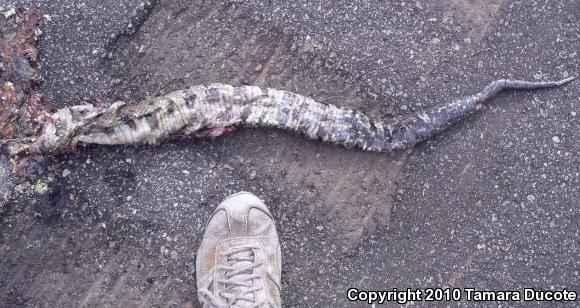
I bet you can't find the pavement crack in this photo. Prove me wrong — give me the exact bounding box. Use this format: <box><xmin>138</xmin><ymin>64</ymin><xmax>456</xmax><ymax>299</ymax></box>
<box><xmin>102</xmin><ymin>0</ymin><xmax>158</xmax><ymax>60</ymax></box>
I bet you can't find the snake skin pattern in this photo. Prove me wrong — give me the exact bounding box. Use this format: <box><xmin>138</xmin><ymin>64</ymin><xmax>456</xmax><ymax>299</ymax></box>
<box><xmin>31</xmin><ymin>77</ymin><xmax>574</xmax><ymax>155</ymax></box>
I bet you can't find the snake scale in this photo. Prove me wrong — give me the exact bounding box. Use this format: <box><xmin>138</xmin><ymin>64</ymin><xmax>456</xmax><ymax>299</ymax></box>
<box><xmin>31</xmin><ymin>77</ymin><xmax>574</xmax><ymax>156</ymax></box>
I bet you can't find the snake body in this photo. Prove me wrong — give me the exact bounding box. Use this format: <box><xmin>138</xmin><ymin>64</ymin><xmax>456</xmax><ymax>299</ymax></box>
<box><xmin>32</xmin><ymin>78</ymin><xmax>574</xmax><ymax>155</ymax></box>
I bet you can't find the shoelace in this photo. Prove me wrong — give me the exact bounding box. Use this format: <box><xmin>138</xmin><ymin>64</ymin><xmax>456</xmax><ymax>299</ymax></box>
<box><xmin>199</xmin><ymin>245</ymin><xmax>265</xmax><ymax>308</ymax></box>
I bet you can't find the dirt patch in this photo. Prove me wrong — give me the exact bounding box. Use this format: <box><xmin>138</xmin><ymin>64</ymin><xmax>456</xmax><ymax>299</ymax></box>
<box><xmin>432</xmin><ymin>0</ymin><xmax>507</xmax><ymax>42</ymax></box>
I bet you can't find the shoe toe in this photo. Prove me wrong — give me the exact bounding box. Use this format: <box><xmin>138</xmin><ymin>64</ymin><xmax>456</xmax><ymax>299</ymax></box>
<box><xmin>215</xmin><ymin>191</ymin><xmax>274</xmax><ymax>237</ymax></box>
<box><xmin>196</xmin><ymin>192</ymin><xmax>282</xmax><ymax>306</ymax></box>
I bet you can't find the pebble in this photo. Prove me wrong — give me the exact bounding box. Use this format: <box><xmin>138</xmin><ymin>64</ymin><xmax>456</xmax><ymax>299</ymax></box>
<box><xmin>552</xmin><ymin>136</ymin><xmax>561</xmax><ymax>143</ymax></box>
<box><xmin>254</xmin><ymin>63</ymin><xmax>263</xmax><ymax>72</ymax></box>
<box><xmin>62</xmin><ymin>169</ymin><xmax>70</xmax><ymax>177</ymax></box>
<box><xmin>34</xmin><ymin>182</ymin><xmax>49</xmax><ymax>194</ymax></box>
<box><xmin>3</xmin><ymin>7</ymin><xmax>15</xmax><ymax>18</ymax></box>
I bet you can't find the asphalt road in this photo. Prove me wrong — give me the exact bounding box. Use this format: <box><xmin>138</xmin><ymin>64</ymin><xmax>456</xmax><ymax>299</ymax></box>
<box><xmin>1</xmin><ymin>0</ymin><xmax>578</xmax><ymax>307</ymax></box>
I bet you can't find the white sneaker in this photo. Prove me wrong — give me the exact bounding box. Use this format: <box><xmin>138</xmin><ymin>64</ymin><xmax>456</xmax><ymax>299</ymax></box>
<box><xmin>196</xmin><ymin>192</ymin><xmax>282</xmax><ymax>307</ymax></box>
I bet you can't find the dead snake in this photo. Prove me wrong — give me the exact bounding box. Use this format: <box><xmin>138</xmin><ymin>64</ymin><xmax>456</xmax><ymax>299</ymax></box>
<box><xmin>30</xmin><ymin>77</ymin><xmax>574</xmax><ymax>156</ymax></box>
